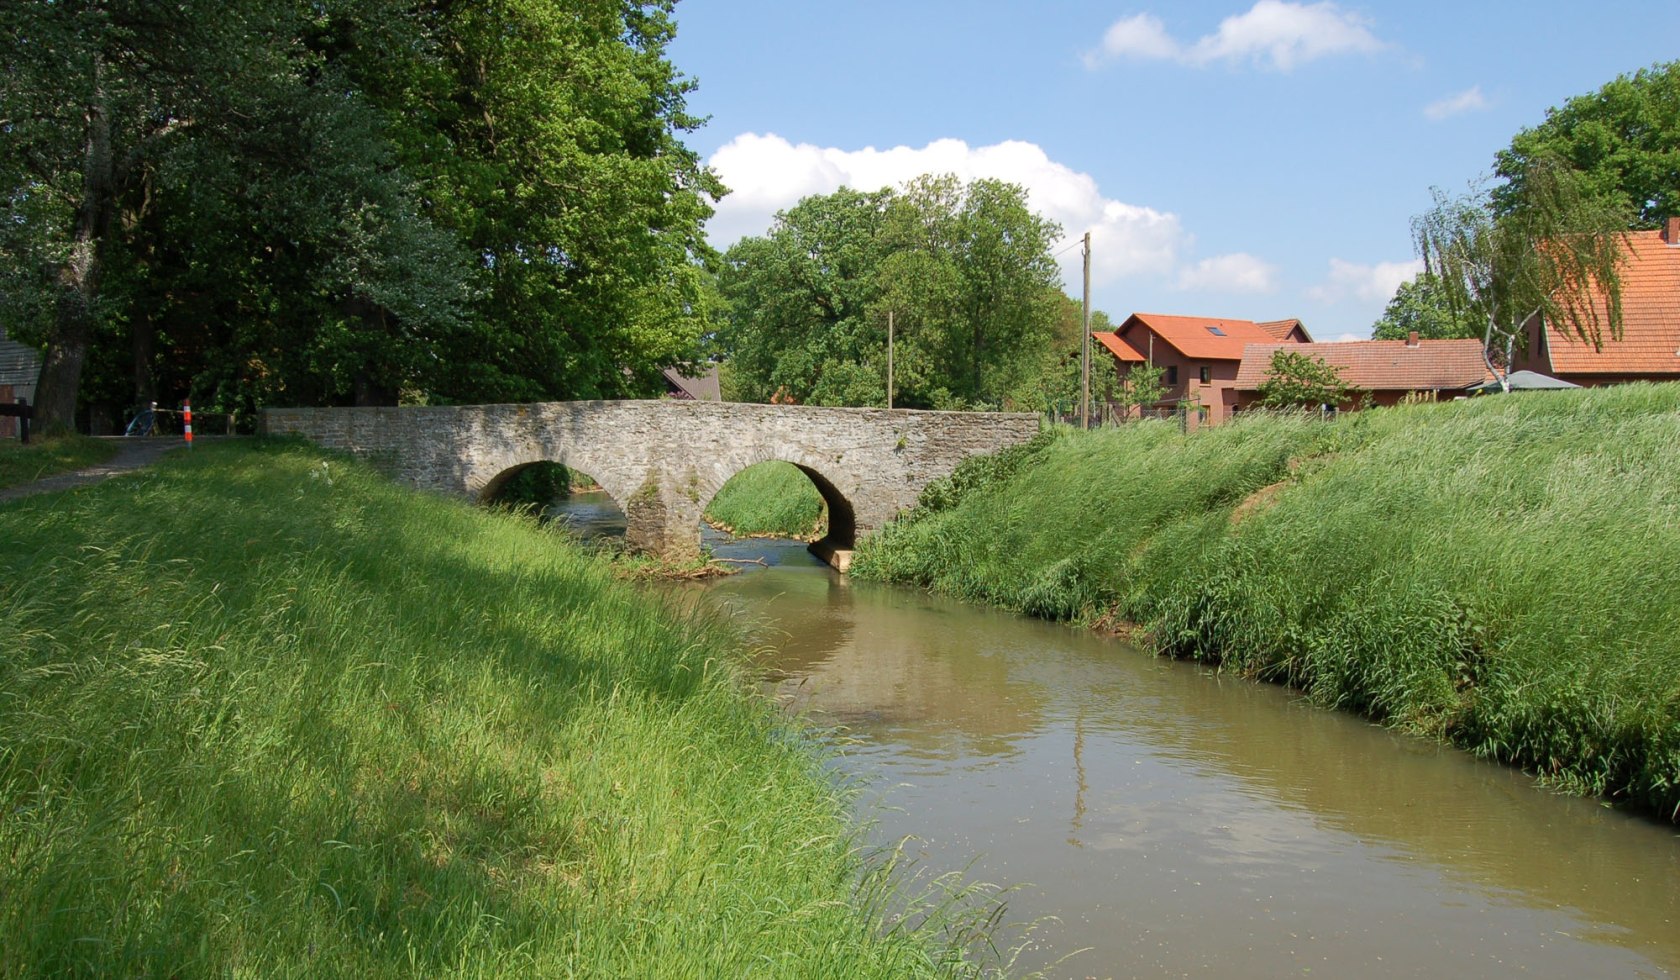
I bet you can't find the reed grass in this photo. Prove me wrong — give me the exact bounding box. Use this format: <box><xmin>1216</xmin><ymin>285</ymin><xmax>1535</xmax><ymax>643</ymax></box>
<box><xmin>0</xmin><ymin>433</ymin><xmax>117</xmax><ymax>489</ymax></box>
<box><xmin>704</xmin><ymin>461</ymin><xmax>827</xmax><ymax>540</ymax></box>
<box><xmin>854</xmin><ymin>386</ymin><xmax>1680</xmax><ymax>819</ymax></box>
<box><xmin>0</xmin><ymin>441</ymin><xmax>1000</xmax><ymax>976</ymax></box>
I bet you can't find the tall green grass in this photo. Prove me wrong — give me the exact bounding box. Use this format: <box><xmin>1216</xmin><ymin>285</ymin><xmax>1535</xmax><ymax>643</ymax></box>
<box><xmin>704</xmin><ymin>461</ymin><xmax>827</xmax><ymax>540</ymax></box>
<box><xmin>0</xmin><ymin>433</ymin><xmax>117</xmax><ymax>489</ymax></box>
<box><xmin>0</xmin><ymin>441</ymin><xmax>996</xmax><ymax>976</ymax></box>
<box><xmin>854</xmin><ymin>386</ymin><xmax>1680</xmax><ymax>819</ymax></box>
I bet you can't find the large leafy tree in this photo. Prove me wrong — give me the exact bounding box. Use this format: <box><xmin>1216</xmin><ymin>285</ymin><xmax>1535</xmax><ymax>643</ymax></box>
<box><xmin>1370</xmin><ymin>273</ymin><xmax>1480</xmax><ymax>341</ymax></box>
<box><xmin>1413</xmin><ymin>159</ymin><xmax>1631</xmax><ymax>390</ymax></box>
<box><xmin>358</xmin><ymin>0</ymin><xmax>724</xmax><ymax>403</ymax></box>
<box><xmin>2</xmin><ymin>0</ymin><xmax>721</xmax><ymax>430</ymax></box>
<box><xmin>1494</xmin><ymin>61</ymin><xmax>1680</xmax><ymax>226</ymax></box>
<box><xmin>718</xmin><ymin>176</ymin><xmax>1063</xmax><ymax>409</ymax></box>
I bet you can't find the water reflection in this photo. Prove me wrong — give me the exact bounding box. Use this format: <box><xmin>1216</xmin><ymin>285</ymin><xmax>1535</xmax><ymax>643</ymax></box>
<box><xmin>699</xmin><ymin>551</ymin><xmax>1680</xmax><ymax>979</ymax></box>
<box><xmin>535</xmin><ymin>489</ymin><xmax>1680</xmax><ymax>979</ymax></box>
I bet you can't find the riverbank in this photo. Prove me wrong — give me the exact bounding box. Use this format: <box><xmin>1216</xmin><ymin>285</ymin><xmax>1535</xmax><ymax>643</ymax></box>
<box><xmin>0</xmin><ymin>441</ymin><xmax>989</xmax><ymax>975</ymax></box>
<box><xmin>852</xmin><ymin>385</ymin><xmax>1680</xmax><ymax>820</ymax></box>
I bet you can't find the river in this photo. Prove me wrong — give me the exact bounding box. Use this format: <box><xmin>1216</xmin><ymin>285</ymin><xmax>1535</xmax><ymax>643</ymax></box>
<box><xmin>555</xmin><ymin>492</ymin><xmax>1680</xmax><ymax>978</ymax></box>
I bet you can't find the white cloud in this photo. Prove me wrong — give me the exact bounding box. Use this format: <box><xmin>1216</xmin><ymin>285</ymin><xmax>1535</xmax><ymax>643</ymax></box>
<box><xmin>1306</xmin><ymin>257</ymin><xmax>1422</xmax><ymax>304</ymax></box>
<box><xmin>1327</xmin><ymin>332</ymin><xmax>1364</xmax><ymax>342</ymax></box>
<box><xmin>1086</xmin><ymin>1</ymin><xmax>1383</xmax><ymax>72</ymax></box>
<box><xmin>1085</xmin><ymin>13</ymin><xmax>1180</xmax><ymax>67</ymax></box>
<box><xmin>705</xmin><ymin>132</ymin><xmax>1188</xmax><ymax>288</ymax></box>
<box><xmin>1175</xmin><ymin>253</ymin><xmax>1279</xmax><ymax>293</ymax></box>
<box><xmin>1424</xmin><ymin>85</ymin><xmax>1490</xmax><ymax>120</ymax></box>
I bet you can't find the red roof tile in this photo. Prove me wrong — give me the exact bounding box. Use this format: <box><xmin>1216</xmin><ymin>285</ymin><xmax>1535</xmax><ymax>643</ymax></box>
<box><xmin>1233</xmin><ymin>339</ymin><xmax>1495</xmax><ymax>391</ymax></box>
<box><xmin>1540</xmin><ymin>229</ymin><xmax>1680</xmax><ymax>376</ymax></box>
<box><xmin>1092</xmin><ymin>331</ymin><xmax>1145</xmax><ymax>362</ymax></box>
<box><xmin>1121</xmin><ymin>313</ymin><xmax>1296</xmax><ymax>361</ymax></box>
<box><xmin>1257</xmin><ymin>318</ymin><xmax>1313</xmax><ymax>342</ymax></box>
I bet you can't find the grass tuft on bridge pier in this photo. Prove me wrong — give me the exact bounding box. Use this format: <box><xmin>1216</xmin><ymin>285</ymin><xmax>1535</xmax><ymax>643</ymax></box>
<box><xmin>0</xmin><ymin>439</ymin><xmax>994</xmax><ymax>976</ymax></box>
<box><xmin>854</xmin><ymin>383</ymin><xmax>1680</xmax><ymax>821</ymax></box>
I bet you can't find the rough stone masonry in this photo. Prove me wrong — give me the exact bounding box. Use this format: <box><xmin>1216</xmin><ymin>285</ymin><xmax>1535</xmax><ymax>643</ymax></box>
<box><xmin>262</xmin><ymin>400</ymin><xmax>1041</xmax><ymax>569</ymax></box>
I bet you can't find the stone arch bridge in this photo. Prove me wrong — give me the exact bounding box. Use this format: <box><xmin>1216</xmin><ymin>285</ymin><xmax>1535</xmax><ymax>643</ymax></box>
<box><xmin>262</xmin><ymin>401</ymin><xmax>1040</xmax><ymax>569</ymax></box>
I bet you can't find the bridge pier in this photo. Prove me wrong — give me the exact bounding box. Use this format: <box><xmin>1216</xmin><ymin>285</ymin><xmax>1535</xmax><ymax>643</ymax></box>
<box><xmin>624</xmin><ymin>470</ymin><xmax>705</xmax><ymax>563</ymax></box>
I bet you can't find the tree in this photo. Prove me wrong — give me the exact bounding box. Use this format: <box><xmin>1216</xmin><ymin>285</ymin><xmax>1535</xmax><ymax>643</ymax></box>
<box><xmin>1494</xmin><ymin>61</ymin><xmax>1680</xmax><ymax>226</ymax></box>
<box><xmin>1413</xmin><ymin>158</ymin><xmax>1631</xmax><ymax>390</ymax></box>
<box><xmin>1370</xmin><ymin>273</ymin><xmax>1480</xmax><ymax>340</ymax></box>
<box><xmin>1256</xmin><ymin>350</ymin><xmax>1364</xmax><ymax>410</ymax></box>
<box><xmin>718</xmin><ymin>175</ymin><xmax>1064</xmax><ymax>409</ymax></box>
<box><xmin>1113</xmin><ymin>363</ymin><xmax>1168</xmax><ymax>420</ymax></box>
<box><xmin>2</xmin><ymin>0</ymin><xmax>721</xmax><ymax>430</ymax></box>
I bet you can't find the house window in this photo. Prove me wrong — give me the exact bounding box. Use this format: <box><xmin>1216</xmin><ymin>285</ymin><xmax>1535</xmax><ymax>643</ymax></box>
<box><xmin>1199</xmin><ymin>366</ymin><xmax>1211</xmax><ymax>384</ymax></box>
<box><xmin>1206</xmin><ymin>326</ymin><xmax>1226</xmax><ymax>336</ymax></box>
<box><xmin>1166</xmin><ymin>366</ymin><xmax>1179</xmax><ymax>385</ymax></box>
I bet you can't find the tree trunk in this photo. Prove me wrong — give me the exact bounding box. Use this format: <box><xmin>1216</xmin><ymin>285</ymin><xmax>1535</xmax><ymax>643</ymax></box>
<box><xmin>34</xmin><ymin>66</ymin><xmax>114</xmax><ymax>433</ymax></box>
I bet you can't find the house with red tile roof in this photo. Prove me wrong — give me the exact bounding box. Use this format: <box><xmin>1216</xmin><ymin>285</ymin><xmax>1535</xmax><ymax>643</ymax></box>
<box><xmin>1510</xmin><ymin>220</ymin><xmax>1680</xmax><ymax>385</ymax></box>
<box><xmin>1232</xmin><ymin>335</ymin><xmax>1496</xmax><ymax>412</ymax></box>
<box><xmin>1092</xmin><ymin>312</ymin><xmax>1310</xmax><ymax>424</ymax></box>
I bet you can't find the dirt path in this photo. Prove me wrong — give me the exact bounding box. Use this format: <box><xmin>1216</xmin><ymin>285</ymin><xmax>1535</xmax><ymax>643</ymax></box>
<box><xmin>0</xmin><ymin>437</ymin><xmax>191</xmax><ymax>505</ymax></box>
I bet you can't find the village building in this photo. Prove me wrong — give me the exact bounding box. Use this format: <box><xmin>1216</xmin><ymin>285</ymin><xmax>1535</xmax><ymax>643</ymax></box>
<box><xmin>1510</xmin><ymin>219</ymin><xmax>1680</xmax><ymax>385</ymax></box>
<box><xmin>1232</xmin><ymin>335</ymin><xmax>1496</xmax><ymax>412</ymax></box>
<box><xmin>1092</xmin><ymin>312</ymin><xmax>1312</xmax><ymax>425</ymax></box>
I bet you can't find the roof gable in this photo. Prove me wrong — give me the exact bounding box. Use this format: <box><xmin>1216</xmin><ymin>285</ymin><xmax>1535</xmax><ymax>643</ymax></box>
<box><xmin>1120</xmin><ymin>312</ymin><xmax>1298</xmax><ymax>361</ymax></box>
<box><xmin>1233</xmin><ymin>339</ymin><xmax>1494</xmax><ymax>391</ymax></box>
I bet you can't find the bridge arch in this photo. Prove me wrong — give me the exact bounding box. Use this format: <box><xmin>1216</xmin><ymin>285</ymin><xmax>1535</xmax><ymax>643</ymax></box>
<box><xmin>701</xmin><ymin>454</ymin><xmax>859</xmax><ymax>554</ymax></box>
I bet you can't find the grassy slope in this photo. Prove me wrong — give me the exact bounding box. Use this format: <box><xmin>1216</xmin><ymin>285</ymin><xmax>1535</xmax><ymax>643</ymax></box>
<box><xmin>0</xmin><ymin>434</ymin><xmax>117</xmax><ymax>489</ymax></box>
<box><xmin>704</xmin><ymin>461</ymin><xmax>827</xmax><ymax>540</ymax></box>
<box><xmin>0</xmin><ymin>441</ymin><xmax>983</xmax><ymax>977</ymax></box>
<box><xmin>854</xmin><ymin>386</ymin><xmax>1680</xmax><ymax>818</ymax></box>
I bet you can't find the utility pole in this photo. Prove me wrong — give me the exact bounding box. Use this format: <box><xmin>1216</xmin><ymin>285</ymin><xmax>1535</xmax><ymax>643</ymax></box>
<box><xmin>1080</xmin><ymin>231</ymin><xmax>1092</xmax><ymax>429</ymax></box>
<box><xmin>887</xmin><ymin>310</ymin><xmax>895</xmax><ymax>409</ymax></box>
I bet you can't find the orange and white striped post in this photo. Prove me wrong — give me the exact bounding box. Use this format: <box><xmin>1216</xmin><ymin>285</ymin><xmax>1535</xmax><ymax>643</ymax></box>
<box><xmin>183</xmin><ymin>399</ymin><xmax>193</xmax><ymax>449</ymax></box>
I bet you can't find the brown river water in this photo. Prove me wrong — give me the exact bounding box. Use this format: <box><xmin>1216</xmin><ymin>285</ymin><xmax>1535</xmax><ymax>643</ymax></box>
<box><xmin>561</xmin><ymin>495</ymin><xmax>1680</xmax><ymax>978</ymax></box>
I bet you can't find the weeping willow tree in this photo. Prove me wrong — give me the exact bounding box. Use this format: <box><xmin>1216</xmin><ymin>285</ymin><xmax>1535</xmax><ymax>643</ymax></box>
<box><xmin>1412</xmin><ymin>157</ymin><xmax>1631</xmax><ymax>391</ymax></box>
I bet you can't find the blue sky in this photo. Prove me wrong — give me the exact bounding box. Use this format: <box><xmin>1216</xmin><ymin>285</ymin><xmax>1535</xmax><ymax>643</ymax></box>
<box><xmin>667</xmin><ymin>1</ymin><xmax>1680</xmax><ymax>339</ymax></box>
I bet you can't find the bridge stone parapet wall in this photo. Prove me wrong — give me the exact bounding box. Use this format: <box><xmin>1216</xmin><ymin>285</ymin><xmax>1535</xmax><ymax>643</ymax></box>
<box><xmin>262</xmin><ymin>400</ymin><xmax>1040</xmax><ymax>567</ymax></box>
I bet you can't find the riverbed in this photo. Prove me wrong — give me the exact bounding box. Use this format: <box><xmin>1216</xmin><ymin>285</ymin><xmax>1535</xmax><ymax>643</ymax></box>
<box><xmin>557</xmin><ymin>493</ymin><xmax>1680</xmax><ymax>978</ymax></box>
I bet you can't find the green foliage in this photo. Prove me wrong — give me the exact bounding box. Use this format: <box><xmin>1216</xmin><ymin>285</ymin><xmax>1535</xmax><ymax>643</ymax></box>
<box><xmin>908</xmin><ymin>430</ymin><xmax>1063</xmax><ymax>519</ymax></box>
<box><xmin>1413</xmin><ymin>158</ymin><xmax>1632</xmax><ymax>367</ymax></box>
<box><xmin>0</xmin><ymin>440</ymin><xmax>993</xmax><ymax>975</ymax></box>
<box><xmin>1494</xmin><ymin>61</ymin><xmax>1680</xmax><ymax>226</ymax></box>
<box><xmin>718</xmin><ymin>175</ymin><xmax>1064</xmax><ymax>409</ymax></box>
<box><xmin>1</xmin><ymin>0</ymin><xmax>722</xmax><ymax>429</ymax></box>
<box><xmin>1371</xmin><ymin>273</ymin><xmax>1482</xmax><ymax>340</ymax></box>
<box><xmin>487</xmin><ymin>461</ymin><xmax>578</xmax><ymax>512</ymax></box>
<box><xmin>703</xmin><ymin>461</ymin><xmax>827</xmax><ymax>539</ymax></box>
<box><xmin>1256</xmin><ymin>350</ymin><xmax>1365</xmax><ymax>409</ymax></box>
<box><xmin>855</xmin><ymin>387</ymin><xmax>1680</xmax><ymax>819</ymax></box>
<box><xmin>1114</xmin><ymin>363</ymin><xmax>1169</xmax><ymax>419</ymax></box>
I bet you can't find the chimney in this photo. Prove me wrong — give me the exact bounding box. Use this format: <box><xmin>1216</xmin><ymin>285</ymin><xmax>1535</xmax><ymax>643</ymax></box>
<box><xmin>1666</xmin><ymin>215</ymin><xmax>1680</xmax><ymax>245</ymax></box>
<box><xmin>1407</xmin><ymin>330</ymin><xmax>1420</xmax><ymax>347</ymax></box>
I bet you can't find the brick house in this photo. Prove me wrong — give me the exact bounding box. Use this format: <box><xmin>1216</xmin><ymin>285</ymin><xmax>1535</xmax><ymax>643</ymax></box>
<box><xmin>1092</xmin><ymin>312</ymin><xmax>1312</xmax><ymax>424</ymax></box>
<box><xmin>1232</xmin><ymin>335</ymin><xmax>1495</xmax><ymax>412</ymax></box>
<box><xmin>1510</xmin><ymin>219</ymin><xmax>1680</xmax><ymax>385</ymax></box>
